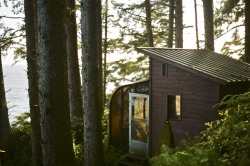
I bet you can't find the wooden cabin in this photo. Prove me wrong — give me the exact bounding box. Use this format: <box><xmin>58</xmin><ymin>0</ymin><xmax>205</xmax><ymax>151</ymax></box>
<box><xmin>109</xmin><ymin>48</ymin><xmax>250</xmax><ymax>158</ymax></box>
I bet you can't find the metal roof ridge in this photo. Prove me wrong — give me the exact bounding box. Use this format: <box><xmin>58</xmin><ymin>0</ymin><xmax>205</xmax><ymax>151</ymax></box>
<box><xmin>137</xmin><ymin>47</ymin><xmax>207</xmax><ymax>51</ymax></box>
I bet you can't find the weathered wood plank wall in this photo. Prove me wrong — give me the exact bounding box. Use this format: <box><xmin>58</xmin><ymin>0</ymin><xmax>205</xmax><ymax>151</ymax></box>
<box><xmin>150</xmin><ymin>59</ymin><xmax>220</xmax><ymax>155</ymax></box>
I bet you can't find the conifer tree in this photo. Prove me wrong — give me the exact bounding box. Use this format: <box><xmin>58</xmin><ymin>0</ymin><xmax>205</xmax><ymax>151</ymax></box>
<box><xmin>81</xmin><ymin>0</ymin><xmax>104</xmax><ymax>165</ymax></box>
<box><xmin>194</xmin><ymin>0</ymin><xmax>200</xmax><ymax>49</ymax></box>
<box><xmin>0</xmin><ymin>47</ymin><xmax>10</xmax><ymax>151</ymax></box>
<box><xmin>37</xmin><ymin>0</ymin><xmax>75</xmax><ymax>165</ymax></box>
<box><xmin>66</xmin><ymin>0</ymin><xmax>83</xmax><ymax>118</ymax></box>
<box><xmin>168</xmin><ymin>0</ymin><xmax>174</xmax><ymax>48</ymax></box>
<box><xmin>245</xmin><ymin>0</ymin><xmax>250</xmax><ymax>63</ymax></box>
<box><xmin>107</xmin><ymin>0</ymin><xmax>170</xmax><ymax>88</ymax></box>
<box><xmin>202</xmin><ymin>0</ymin><xmax>214</xmax><ymax>51</ymax></box>
<box><xmin>214</xmin><ymin>0</ymin><xmax>245</xmax><ymax>58</ymax></box>
<box><xmin>145</xmin><ymin>0</ymin><xmax>153</xmax><ymax>47</ymax></box>
<box><xmin>175</xmin><ymin>0</ymin><xmax>183</xmax><ymax>48</ymax></box>
<box><xmin>103</xmin><ymin>0</ymin><xmax>109</xmax><ymax>106</ymax></box>
<box><xmin>24</xmin><ymin>0</ymin><xmax>43</xmax><ymax>165</ymax></box>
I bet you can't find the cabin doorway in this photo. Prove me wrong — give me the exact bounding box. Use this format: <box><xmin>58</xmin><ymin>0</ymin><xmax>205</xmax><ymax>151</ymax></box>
<box><xmin>129</xmin><ymin>93</ymin><xmax>149</xmax><ymax>158</ymax></box>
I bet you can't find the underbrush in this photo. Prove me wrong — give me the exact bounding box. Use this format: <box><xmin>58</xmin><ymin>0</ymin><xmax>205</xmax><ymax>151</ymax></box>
<box><xmin>150</xmin><ymin>91</ymin><xmax>250</xmax><ymax>166</ymax></box>
<box><xmin>2</xmin><ymin>108</ymin><xmax>122</xmax><ymax>166</ymax></box>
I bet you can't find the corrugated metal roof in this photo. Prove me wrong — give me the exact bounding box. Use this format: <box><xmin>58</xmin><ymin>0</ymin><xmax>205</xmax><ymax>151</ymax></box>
<box><xmin>137</xmin><ymin>47</ymin><xmax>250</xmax><ymax>85</ymax></box>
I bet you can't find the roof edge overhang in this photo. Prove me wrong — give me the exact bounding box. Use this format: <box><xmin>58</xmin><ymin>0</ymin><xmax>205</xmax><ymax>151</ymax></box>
<box><xmin>136</xmin><ymin>47</ymin><xmax>229</xmax><ymax>85</ymax></box>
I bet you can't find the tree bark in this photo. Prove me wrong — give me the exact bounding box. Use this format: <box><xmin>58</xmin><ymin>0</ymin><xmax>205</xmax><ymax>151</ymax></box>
<box><xmin>175</xmin><ymin>0</ymin><xmax>183</xmax><ymax>48</ymax></box>
<box><xmin>145</xmin><ymin>0</ymin><xmax>154</xmax><ymax>47</ymax></box>
<box><xmin>103</xmin><ymin>0</ymin><xmax>108</xmax><ymax>106</ymax></box>
<box><xmin>66</xmin><ymin>0</ymin><xmax>83</xmax><ymax>118</ymax></box>
<box><xmin>0</xmin><ymin>48</ymin><xmax>10</xmax><ymax>151</ymax></box>
<box><xmin>81</xmin><ymin>0</ymin><xmax>104</xmax><ymax>165</ymax></box>
<box><xmin>245</xmin><ymin>0</ymin><xmax>250</xmax><ymax>63</ymax></box>
<box><xmin>97</xmin><ymin>0</ymin><xmax>103</xmax><ymax>112</ymax></box>
<box><xmin>202</xmin><ymin>0</ymin><xmax>214</xmax><ymax>51</ymax></box>
<box><xmin>168</xmin><ymin>0</ymin><xmax>174</xmax><ymax>48</ymax></box>
<box><xmin>24</xmin><ymin>0</ymin><xmax>43</xmax><ymax>165</ymax></box>
<box><xmin>194</xmin><ymin>0</ymin><xmax>200</xmax><ymax>49</ymax></box>
<box><xmin>37</xmin><ymin>0</ymin><xmax>75</xmax><ymax>165</ymax></box>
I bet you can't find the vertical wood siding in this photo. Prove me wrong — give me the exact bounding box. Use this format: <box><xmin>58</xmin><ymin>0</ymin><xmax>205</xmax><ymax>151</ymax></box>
<box><xmin>151</xmin><ymin>59</ymin><xmax>220</xmax><ymax>155</ymax></box>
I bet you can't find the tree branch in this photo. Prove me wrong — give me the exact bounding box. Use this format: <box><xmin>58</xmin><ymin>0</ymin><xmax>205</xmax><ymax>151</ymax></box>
<box><xmin>215</xmin><ymin>24</ymin><xmax>244</xmax><ymax>40</ymax></box>
<box><xmin>1</xmin><ymin>34</ymin><xmax>25</xmax><ymax>42</ymax></box>
<box><xmin>0</xmin><ymin>15</ymin><xmax>24</xmax><ymax>19</ymax></box>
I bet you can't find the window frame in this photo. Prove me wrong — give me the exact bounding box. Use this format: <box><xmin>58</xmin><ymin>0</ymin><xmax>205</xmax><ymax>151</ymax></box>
<box><xmin>166</xmin><ymin>94</ymin><xmax>182</xmax><ymax>121</ymax></box>
<box><xmin>161</xmin><ymin>63</ymin><xmax>168</xmax><ymax>77</ymax></box>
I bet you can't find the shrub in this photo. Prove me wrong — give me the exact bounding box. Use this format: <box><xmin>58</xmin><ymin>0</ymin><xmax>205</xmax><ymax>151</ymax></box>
<box><xmin>3</xmin><ymin>112</ymin><xmax>32</xmax><ymax>166</ymax></box>
<box><xmin>150</xmin><ymin>91</ymin><xmax>250</xmax><ymax>166</ymax></box>
<box><xmin>71</xmin><ymin>107</ymin><xmax>123</xmax><ymax>166</ymax></box>
<box><xmin>2</xmin><ymin>107</ymin><xmax>126</xmax><ymax>165</ymax></box>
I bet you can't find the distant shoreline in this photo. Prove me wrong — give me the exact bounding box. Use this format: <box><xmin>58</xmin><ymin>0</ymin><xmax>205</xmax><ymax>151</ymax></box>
<box><xmin>3</xmin><ymin>64</ymin><xmax>29</xmax><ymax>124</ymax></box>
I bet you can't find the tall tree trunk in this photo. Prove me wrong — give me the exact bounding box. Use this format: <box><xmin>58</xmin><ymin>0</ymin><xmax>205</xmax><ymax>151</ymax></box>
<box><xmin>168</xmin><ymin>0</ymin><xmax>174</xmax><ymax>48</ymax></box>
<box><xmin>145</xmin><ymin>0</ymin><xmax>154</xmax><ymax>47</ymax></box>
<box><xmin>37</xmin><ymin>0</ymin><xmax>75</xmax><ymax>165</ymax></box>
<box><xmin>0</xmin><ymin>48</ymin><xmax>10</xmax><ymax>151</ymax></box>
<box><xmin>66</xmin><ymin>0</ymin><xmax>83</xmax><ymax>118</ymax></box>
<box><xmin>194</xmin><ymin>0</ymin><xmax>200</xmax><ymax>49</ymax></box>
<box><xmin>175</xmin><ymin>0</ymin><xmax>183</xmax><ymax>48</ymax></box>
<box><xmin>98</xmin><ymin>0</ymin><xmax>103</xmax><ymax>112</ymax></box>
<box><xmin>24</xmin><ymin>0</ymin><xmax>43</xmax><ymax>165</ymax></box>
<box><xmin>81</xmin><ymin>0</ymin><xmax>104</xmax><ymax>165</ymax></box>
<box><xmin>103</xmin><ymin>0</ymin><xmax>108</xmax><ymax>106</ymax></box>
<box><xmin>202</xmin><ymin>0</ymin><xmax>214</xmax><ymax>51</ymax></box>
<box><xmin>245</xmin><ymin>0</ymin><xmax>250</xmax><ymax>63</ymax></box>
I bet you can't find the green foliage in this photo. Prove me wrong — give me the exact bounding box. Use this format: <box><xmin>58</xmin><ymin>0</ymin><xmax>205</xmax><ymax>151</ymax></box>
<box><xmin>71</xmin><ymin>107</ymin><xmax>123</xmax><ymax>166</ymax></box>
<box><xmin>71</xmin><ymin>117</ymin><xmax>84</xmax><ymax>165</ymax></box>
<box><xmin>3</xmin><ymin>112</ymin><xmax>32</xmax><ymax>166</ymax></box>
<box><xmin>73</xmin><ymin>143</ymin><xmax>84</xmax><ymax>166</ymax></box>
<box><xmin>214</xmin><ymin>0</ymin><xmax>245</xmax><ymax>58</ymax></box>
<box><xmin>150</xmin><ymin>91</ymin><xmax>250</xmax><ymax>166</ymax></box>
<box><xmin>220</xmin><ymin>28</ymin><xmax>244</xmax><ymax>58</ymax></box>
<box><xmin>110</xmin><ymin>0</ymin><xmax>169</xmax><ymax>52</ymax></box>
<box><xmin>2</xmin><ymin>108</ymin><xmax>122</xmax><ymax>166</ymax></box>
<box><xmin>215</xmin><ymin>0</ymin><xmax>244</xmax><ymax>34</ymax></box>
<box><xmin>71</xmin><ymin>117</ymin><xmax>84</xmax><ymax>146</ymax></box>
<box><xmin>104</xmin><ymin>146</ymin><xmax>124</xmax><ymax>166</ymax></box>
<box><xmin>201</xmin><ymin>91</ymin><xmax>250</xmax><ymax>165</ymax></box>
<box><xmin>102</xmin><ymin>107</ymin><xmax>109</xmax><ymax>145</ymax></box>
<box><xmin>0</xmin><ymin>18</ymin><xmax>26</xmax><ymax>61</ymax></box>
<box><xmin>106</xmin><ymin>0</ymin><xmax>170</xmax><ymax>90</ymax></box>
<box><xmin>0</xmin><ymin>0</ymin><xmax>26</xmax><ymax>61</ymax></box>
<box><xmin>107</xmin><ymin>55</ymin><xmax>149</xmax><ymax>88</ymax></box>
<box><xmin>9</xmin><ymin>0</ymin><xmax>24</xmax><ymax>14</ymax></box>
<box><xmin>14</xmin><ymin>46</ymin><xmax>26</xmax><ymax>59</ymax></box>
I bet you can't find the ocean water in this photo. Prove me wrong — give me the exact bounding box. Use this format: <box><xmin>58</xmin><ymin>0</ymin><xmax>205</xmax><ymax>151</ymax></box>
<box><xmin>3</xmin><ymin>64</ymin><xmax>29</xmax><ymax>123</ymax></box>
